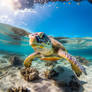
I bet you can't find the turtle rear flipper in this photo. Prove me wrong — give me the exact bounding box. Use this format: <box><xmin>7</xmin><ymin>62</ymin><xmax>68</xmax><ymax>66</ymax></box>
<box><xmin>58</xmin><ymin>49</ymin><xmax>87</xmax><ymax>77</ymax></box>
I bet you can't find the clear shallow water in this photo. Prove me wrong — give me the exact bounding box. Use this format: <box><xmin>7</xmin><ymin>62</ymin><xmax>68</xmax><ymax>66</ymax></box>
<box><xmin>0</xmin><ymin>1</ymin><xmax>92</xmax><ymax>60</ymax></box>
<box><xmin>61</xmin><ymin>38</ymin><xmax>92</xmax><ymax>60</ymax></box>
<box><xmin>0</xmin><ymin>24</ymin><xmax>92</xmax><ymax>61</ymax></box>
<box><xmin>0</xmin><ymin>24</ymin><xmax>32</xmax><ymax>56</ymax></box>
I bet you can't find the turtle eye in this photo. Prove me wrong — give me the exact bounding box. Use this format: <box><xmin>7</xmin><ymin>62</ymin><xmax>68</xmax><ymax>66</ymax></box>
<box><xmin>36</xmin><ymin>36</ymin><xmax>40</xmax><ymax>43</ymax></box>
<box><xmin>42</xmin><ymin>33</ymin><xmax>47</xmax><ymax>38</ymax></box>
<box><xmin>42</xmin><ymin>34</ymin><xmax>45</xmax><ymax>38</ymax></box>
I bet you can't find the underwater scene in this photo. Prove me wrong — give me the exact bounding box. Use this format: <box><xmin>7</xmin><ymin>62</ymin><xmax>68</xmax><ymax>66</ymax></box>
<box><xmin>0</xmin><ymin>0</ymin><xmax>92</xmax><ymax>92</ymax></box>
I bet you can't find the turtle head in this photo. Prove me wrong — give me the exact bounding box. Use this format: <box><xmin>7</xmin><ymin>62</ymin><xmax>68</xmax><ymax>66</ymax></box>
<box><xmin>29</xmin><ymin>32</ymin><xmax>52</xmax><ymax>50</ymax></box>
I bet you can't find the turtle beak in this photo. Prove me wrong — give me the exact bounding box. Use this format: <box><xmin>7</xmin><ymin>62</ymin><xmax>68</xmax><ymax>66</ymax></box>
<box><xmin>29</xmin><ymin>36</ymin><xmax>36</xmax><ymax>45</ymax></box>
<box><xmin>36</xmin><ymin>36</ymin><xmax>40</xmax><ymax>43</ymax></box>
<box><xmin>28</xmin><ymin>33</ymin><xmax>32</xmax><ymax>38</ymax></box>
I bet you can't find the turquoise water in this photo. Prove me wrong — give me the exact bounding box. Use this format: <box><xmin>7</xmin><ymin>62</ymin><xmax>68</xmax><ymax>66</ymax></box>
<box><xmin>62</xmin><ymin>38</ymin><xmax>92</xmax><ymax>60</ymax></box>
<box><xmin>0</xmin><ymin>1</ymin><xmax>92</xmax><ymax>59</ymax></box>
<box><xmin>0</xmin><ymin>24</ymin><xmax>92</xmax><ymax>61</ymax></box>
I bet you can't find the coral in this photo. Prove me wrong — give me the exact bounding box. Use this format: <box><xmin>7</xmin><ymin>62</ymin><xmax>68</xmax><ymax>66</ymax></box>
<box><xmin>45</xmin><ymin>61</ymin><xmax>57</xmax><ymax>67</ymax></box>
<box><xmin>20</xmin><ymin>67</ymin><xmax>39</xmax><ymax>81</ymax></box>
<box><xmin>44</xmin><ymin>66</ymin><xmax>64</xmax><ymax>79</ymax></box>
<box><xmin>7</xmin><ymin>86</ymin><xmax>30</xmax><ymax>92</ymax></box>
<box><xmin>44</xmin><ymin>69</ymin><xmax>59</xmax><ymax>79</ymax></box>
<box><xmin>9</xmin><ymin>55</ymin><xmax>23</xmax><ymax>66</ymax></box>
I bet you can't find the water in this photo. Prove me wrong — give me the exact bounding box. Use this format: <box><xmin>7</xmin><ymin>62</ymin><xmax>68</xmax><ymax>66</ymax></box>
<box><xmin>0</xmin><ymin>25</ymin><xmax>92</xmax><ymax>61</ymax></box>
<box><xmin>0</xmin><ymin>1</ymin><xmax>92</xmax><ymax>92</ymax></box>
<box><xmin>61</xmin><ymin>38</ymin><xmax>92</xmax><ymax>60</ymax></box>
<box><xmin>0</xmin><ymin>23</ymin><xmax>92</xmax><ymax>60</ymax></box>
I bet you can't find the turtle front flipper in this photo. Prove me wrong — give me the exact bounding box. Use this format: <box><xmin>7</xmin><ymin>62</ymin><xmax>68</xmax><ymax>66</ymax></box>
<box><xmin>58</xmin><ymin>49</ymin><xmax>87</xmax><ymax>77</ymax></box>
<box><xmin>24</xmin><ymin>52</ymin><xmax>40</xmax><ymax>67</ymax></box>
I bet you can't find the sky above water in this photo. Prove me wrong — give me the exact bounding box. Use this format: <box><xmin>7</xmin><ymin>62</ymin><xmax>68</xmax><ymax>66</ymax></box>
<box><xmin>0</xmin><ymin>1</ymin><xmax>92</xmax><ymax>37</ymax></box>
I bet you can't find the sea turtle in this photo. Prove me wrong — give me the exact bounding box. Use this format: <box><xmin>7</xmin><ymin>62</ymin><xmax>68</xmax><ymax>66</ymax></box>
<box><xmin>24</xmin><ymin>32</ymin><xmax>87</xmax><ymax>77</ymax></box>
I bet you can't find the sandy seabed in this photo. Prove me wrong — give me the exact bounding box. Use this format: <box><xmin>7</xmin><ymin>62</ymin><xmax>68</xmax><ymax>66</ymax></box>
<box><xmin>0</xmin><ymin>54</ymin><xmax>92</xmax><ymax>92</ymax></box>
